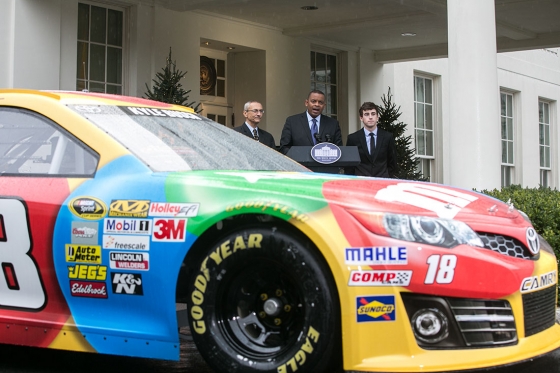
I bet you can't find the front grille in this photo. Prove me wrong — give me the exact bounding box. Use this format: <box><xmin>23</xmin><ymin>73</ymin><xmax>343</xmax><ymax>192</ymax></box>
<box><xmin>523</xmin><ymin>285</ymin><xmax>557</xmax><ymax>337</ymax></box>
<box><xmin>448</xmin><ymin>298</ymin><xmax>517</xmax><ymax>347</ymax></box>
<box><xmin>478</xmin><ymin>233</ymin><xmax>535</xmax><ymax>260</ymax></box>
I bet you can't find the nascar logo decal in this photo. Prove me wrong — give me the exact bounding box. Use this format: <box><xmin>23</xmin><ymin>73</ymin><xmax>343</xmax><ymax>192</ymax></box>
<box><xmin>356</xmin><ymin>295</ymin><xmax>396</xmax><ymax>322</ymax></box>
<box><xmin>68</xmin><ymin>197</ymin><xmax>107</xmax><ymax>220</ymax></box>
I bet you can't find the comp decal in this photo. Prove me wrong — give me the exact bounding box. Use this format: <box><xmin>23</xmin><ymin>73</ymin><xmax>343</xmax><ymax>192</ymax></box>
<box><xmin>68</xmin><ymin>197</ymin><xmax>107</xmax><ymax>220</ymax></box>
<box><xmin>520</xmin><ymin>270</ymin><xmax>556</xmax><ymax>293</ymax></box>
<box><xmin>109</xmin><ymin>200</ymin><xmax>150</xmax><ymax>218</ymax></box>
<box><xmin>345</xmin><ymin>247</ymin><xmax>407</xmax><ymax>265</ymax></box>
<box><xmin>190</xmin><ymin>233</ymin><xmax>263</xmax><ymax>334</ymax></box>
<box><xmin>349</xmin><ymin>270</ymin><xmax>412</xmax><ymax>286</ymax></box>
<box><xmin>356</xmin><ymin>296</ymin><xmax>396</xmax><ymax>322</ymax></box>
<box><xmin>277</xmin><ymin>326</ymin><xmax>320</xmax><ymax>373</ymax></box>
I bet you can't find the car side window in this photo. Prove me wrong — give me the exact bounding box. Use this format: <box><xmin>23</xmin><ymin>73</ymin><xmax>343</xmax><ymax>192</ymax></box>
<box><xmin>0</xmin><ymin>107</ymin><xmax>99</xmax><ymax>176</ymax></box>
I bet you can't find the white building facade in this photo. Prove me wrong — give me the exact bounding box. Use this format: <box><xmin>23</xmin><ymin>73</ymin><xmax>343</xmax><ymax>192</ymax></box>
<box><xmin>1</xmin><ymin>0</ymin><xmax>559</xmax><ymax>190</ymax></box>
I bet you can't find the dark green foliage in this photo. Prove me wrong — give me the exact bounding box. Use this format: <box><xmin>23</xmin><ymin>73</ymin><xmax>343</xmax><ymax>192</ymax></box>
<box><xmin>145</xmin><ymin>48</ymin><xmax>201</xmax><ymax>112</ymax></box>
<box><xmin>377</xmin><ymin>88</ymin><xmax>427</xmax><ymax>181</ymax></box>
<box><xmin>479</xmin><ymin>185</ymin><xmax>560</xmax><ymax>301</ymax></box>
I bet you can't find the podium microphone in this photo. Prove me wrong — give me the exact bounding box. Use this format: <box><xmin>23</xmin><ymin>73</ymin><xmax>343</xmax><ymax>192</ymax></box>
<box><xmin>314</xmin><ymin>133</ymin><xmax>322</xmax><ymax>144</ymax></box>
<box><xmin>325</xmin><ymin>134</ymin><xmax>332</xmax><ymax>143</ymax></box>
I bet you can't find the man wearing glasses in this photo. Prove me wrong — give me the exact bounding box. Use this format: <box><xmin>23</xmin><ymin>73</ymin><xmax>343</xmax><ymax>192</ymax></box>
<box><xmin>279</xmin><ymin>90</ymin><xmax>343</xmax><ymax>155</ymax></box>
<box><xmin>345</xmin><ymin>102</ymin><xmax>397</xmax><ymax>177</ymax></box>
<box><xmin>234</xmin><ymin>101</ymin><xmax>276</xmax><ymax>149</ymax></box>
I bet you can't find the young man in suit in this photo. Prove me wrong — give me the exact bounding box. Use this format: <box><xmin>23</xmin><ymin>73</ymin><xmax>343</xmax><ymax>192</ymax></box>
<box><xmin>345</xmin><ymin>102</ymin><xmax>398</xmax><ymax>178</ymax></box>
<box><xmin>279</xmin><ymin>90</ymin><xmax>343</xmax><ymax>155</ymax></box>
<box><xmin>233</xmin><ymin>101</ymin><xmax>276</xmax><ymax>149</ymax></box>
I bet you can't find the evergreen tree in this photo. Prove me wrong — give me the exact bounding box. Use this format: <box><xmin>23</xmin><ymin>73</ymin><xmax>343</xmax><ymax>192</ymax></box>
<box><xmin>377</xmin><ymin>88</ymin><xmax>427</xmax><ymax>181</ymax></box>
<box><xmin>145</xmin><ymin>48</ymin><xmax>200</xmax><ymax>112</ymax></box>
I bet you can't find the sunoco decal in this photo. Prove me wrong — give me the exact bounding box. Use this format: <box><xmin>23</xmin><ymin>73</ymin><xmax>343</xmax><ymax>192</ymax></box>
<box><xmin>356</xmin><ymin>295</ymin><xmax>396</xmax><ymax>322</ymax></box>
<box><xmin>68</xmin><ymin>197</ymin><xmax>107</xmax><ymax>220</ymax></box>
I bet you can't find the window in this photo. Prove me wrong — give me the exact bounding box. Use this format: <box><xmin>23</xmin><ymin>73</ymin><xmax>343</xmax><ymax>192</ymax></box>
<box><xmin>0</xmin><ymin>108</ymin><xmax>99</xmax><ymax>176</ymax></box>
<box><xmin>414</xmin><ymin>76</ymin><xmax>434</xmax><ymax>181</ymax></box>
<box><xmin>200</xmin><ymin>57</ymin><xmax>226</xmax><ymax>98</ymax></box>
<box><xmin>310</xmin><ymin>51</ymin><xmax>337</xmax><ymax>119</ymax></box>
<box><xmin>77</xmin><ymin>3</ymin><xmax>124</xmax><ymax>94</ymax></box>
<box><xmin>539</xmin><ymin>101</ymin><xmax>551</xmax><ymax>187</ymax></box>
<box><xmin>500</xmin><ymin>92</ymin><xmax>514</xmax><ymax>187</ymax></box>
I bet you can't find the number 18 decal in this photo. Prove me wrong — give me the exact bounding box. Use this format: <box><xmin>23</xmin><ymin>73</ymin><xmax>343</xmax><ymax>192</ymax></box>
<box><xmin>425</xmin><ymin>254</ymin><xmax>457</xmax><ymax>284</ymax></box>
<box><xmin>0</xmin><ymin>198</ymin><xmax>46</xmax><ymax>309</ymax></box>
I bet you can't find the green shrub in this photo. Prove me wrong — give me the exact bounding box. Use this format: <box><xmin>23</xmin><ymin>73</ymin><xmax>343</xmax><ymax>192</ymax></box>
<box><xmin>478</xmin><ymin>185</ymin><xmax>560</xmax><ymax>301</ymax></box>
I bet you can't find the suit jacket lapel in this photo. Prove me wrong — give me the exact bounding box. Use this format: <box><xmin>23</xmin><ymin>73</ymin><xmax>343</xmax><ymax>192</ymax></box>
<box><xmin>359</xmin><ymin>132</ymin><xmax>372</xmax><ymax>161</ymax></box>
<box><xmin>303</xmin><ymin>113</ymin><xmax>314</xmax><ymax>145</ymax></box>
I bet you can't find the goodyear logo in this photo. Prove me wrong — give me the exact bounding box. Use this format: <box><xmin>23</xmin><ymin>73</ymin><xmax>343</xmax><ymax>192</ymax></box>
<box><xmin>66</xmin><ymin>244</ymin><xmax>101</xmax><ymax>264</ymax></box>
<box><xmin>68</xmin><ymin>197</ymin><xmax>107</xmax><ymax>220</ymax></box>
<box><xmin>109</xmin><ymin>200</ymin><xmax>150</xmax><ymax>218</ymax></box>
<box><xmin>356</xmin><ymin>296</ymin><xmax>396</xmax><ymax>322</ymax></box>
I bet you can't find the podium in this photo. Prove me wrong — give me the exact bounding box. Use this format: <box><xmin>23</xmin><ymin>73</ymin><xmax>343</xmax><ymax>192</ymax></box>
<box><xmin>286</xmin><ymin>145</ymin><xmax>360</xmax><ymax>174</ymax></box>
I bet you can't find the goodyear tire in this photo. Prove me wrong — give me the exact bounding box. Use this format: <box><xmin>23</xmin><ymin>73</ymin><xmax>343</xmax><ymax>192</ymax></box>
<box><xmin>187</xmin><ymin>226</ymin><xmax>342</xmax><ymax>373</ymax></box>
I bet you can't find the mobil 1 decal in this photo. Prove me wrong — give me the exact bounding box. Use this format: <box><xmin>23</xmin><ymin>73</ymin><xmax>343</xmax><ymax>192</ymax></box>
<box><xmin>104</xmin><ymin>218</ymin><xmax>151</xmax><ymax>235</ymax></box>
<box><xmin>111</xmin><ymin>272</ymin><xmax>143</xmax><ymax>295</ymax></box>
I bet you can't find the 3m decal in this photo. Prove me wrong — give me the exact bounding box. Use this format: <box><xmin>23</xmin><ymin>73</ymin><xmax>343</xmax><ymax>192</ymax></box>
<box><xmin>68</xmin><ymin>265</ymin><xmax>107</xmax><ymax>281</ymax></box>
<box><xmin>190</xmin><ymin>233</ymin><xmax>263</xmax><ymax>334</ymax></box>
<box><xmin>225</xmin><ymin>201</ymin><xmax>308</xmax><ymax>222</ymax></box>
<box><xmin>277</xmin><ymin>326</ymin><xmax>320</xmax><ymax>373</ymax></box>
<box><xmin>345</xmin><ymin>247</ymin><xmax>407</xmax><ymax>265</ymax></box>
<box><xmin>152</xmin><ymin>218</ymin><xmax>187</xmax><ymax>242</ymax></box>
<box><xmin>375</xmin><ymin>183</ymin><xmax>478</xmax><ymax>219</ymax></box>
<box><xmin>149</xmin><ymin>202</ymin><xmax>199</xmax><ymax>217</ymax></box>
<box><xmin>65</xmin><ymin>244</ymin><xmax>101</xmax><ymax>264</ymax></box>
<box><xmin>111</xmin><ymin>273</ymin><xmax>143</xmax><ymax>295</ymax></box>
<box><xmin>70</xmin><ymin>280</ymin><xmax>108</xmax><ymax>298</ymax></box>
<box><xmin>71</xmin><ymin>222</ymin><xmax>99</xmax><ymax>245</ymax></box>
<box><xmin>0</xmin><ymin>198</ymin><xmax>46</xmax><ymax>309</ymax></box>
<box><xmin>102</xmin><ymin>235</ymin><xmax>149</xmax><ymax>251</ymax></box>
<box><xmin>520</xmin><ymin>270</ymin><xmax>556</xmax><ymax>293</ymax></box>
<box><xmin>104</xmin><ymin>218</ymin><xmax>151</xmax><ymax>235</ymax></box>
<box><xmin>109</xmin><ymin>200</ymin><xmax>150</xmax><ymax>218</ymax></box>
<box><xmin>425</xmin><ymin>255</ymin><xmax>457</xmax><ymax>284</ymax></box>
<box><xmin>68</xmin><ymin>197</ymin><xmax>107</xmax><ymax>220</ymax></box>
<box><xmin>356</xmin><ymin>296</ymin><xmax>396</xmax><ymax>322</ymax></box>
<box><xmin>348</xmin><ymin>270</ymin><xmax>412</xmax><ymax>286</ymax></box>
<box><xmin>109</xmin><ymin>252</ymin><xmax>149</xmax><ymax>271</ymax></box>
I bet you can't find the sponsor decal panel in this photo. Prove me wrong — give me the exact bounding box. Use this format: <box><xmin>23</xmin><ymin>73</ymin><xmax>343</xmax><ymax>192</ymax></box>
<box><xmin>103</xmin><ymin>235</ymin><xmax>150</xmax><ymax>251</ymax></box>
<box><xmin>345</xmin><ymin>247</ymin><xmax>407</xmax><ymax>265</ymax></box>
<box><xmin>70</xmin><ymin>280</ymin><xmax>108</xmax><ymax>298</ymax></box>
<box><xmin>520</xmin><ymin>270</ymin><xmax>556</xmax><ymax>293</ymax></box>
<box><xmin>104</xmin><ymin>218</ymin><xmax>151</xmax><ymax>235</ymax></box>
<box><xmin>66</xmin><ymin>244</ymin><xmax>101</xmax><ymax>264</ymax></box>
<box><xmin>149</xmin><ymin>202</ymin><xmax>199</xmax><ymax>217</ymax></box>
<box><xmin>152</xmin><ymin>218</ymin><xmax>187</xmax><ymax>242</ymax></box>
<box><xmin>348</xmin><ymin>270</ymin><xmax>412</xmax><ymax>286</ymax></box>
<box><xmin>68</xmin><ymin>197</ymin><xmax>107</xmax><ymax>220</ymax></box>
<box><xmin>109</xmin><ymin>252</ymin><xmax>149</xmax><ymax>271</ymax></box>
<box><xmin>68</xmin><ymin>265</ymin><xmax>107</xmax><ymax>280</ymax></box>
<box><xmin>123</xmin><ymin>107</ymin><xmax>201</xmax><ymax>120</ymax></box>
<box><xmin>109</xmin><ymin>200</ymin><xmax>150</xmax><ymax>218</ymax></box>
<box><xmin>111</xmin><ymin>273</ymin><xmax>143</xmax><ymax>295</ymax></box>
<box><xmin>225</xmin><ymin>201</ymin><xmax>308</xmax><ymax>222</ymax></box>
<box><xmin>71</xmin><ymin>222</ymin><xmax>99</xmax><ymax>245</ymax></box>
<box><xmin>356</xmin><ymin>295</ymin><xmax>396</xmax><ymax>322</ymax></box>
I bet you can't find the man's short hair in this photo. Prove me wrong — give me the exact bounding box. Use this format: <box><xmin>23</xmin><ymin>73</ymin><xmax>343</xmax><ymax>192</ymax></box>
<box><xmin>307</xmin><ymin>90</ymin><xmax>325</xmax><ymax>99</ymax></box>
<box><xmin>244</xmin><ymin>101</ymin><xmax>261</xmax><ymax>111</ymax></box>
<box><xmin>359</xmin><ymin>102</ymin><xmax>380</xmax><ymax>117</ymax></box>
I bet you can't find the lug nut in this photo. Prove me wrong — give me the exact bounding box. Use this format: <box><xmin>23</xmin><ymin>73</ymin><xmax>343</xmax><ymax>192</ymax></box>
<box><xmin>260</xmin><ymin>293</ymin><xmax>268</xmax><ymax>301</ymax></box>
<box><xmin>274</xmin><ymin>318</ymin><xmax>282</xmax><ymax>325</ymax></box>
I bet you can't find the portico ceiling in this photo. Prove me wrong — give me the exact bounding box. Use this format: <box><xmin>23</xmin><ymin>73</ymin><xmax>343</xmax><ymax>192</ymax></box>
<box><xmin>145</xmin><ymin>0</ymin><xmax>560</xmax><ymax>62</ymax></box>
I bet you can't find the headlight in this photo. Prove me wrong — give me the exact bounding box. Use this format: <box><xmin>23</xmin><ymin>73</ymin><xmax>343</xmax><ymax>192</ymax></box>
<box><xmin>383</xmin><ymin>213</ymin><xmax>484</xmax><ymax>248</ymax></box>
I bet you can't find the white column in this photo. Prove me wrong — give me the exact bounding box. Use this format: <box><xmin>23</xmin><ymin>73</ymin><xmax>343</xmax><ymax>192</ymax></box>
<box><xmin>447</xmin><ymin>0</ymin><xmax>501</xmax><ymax>190</ymax></box>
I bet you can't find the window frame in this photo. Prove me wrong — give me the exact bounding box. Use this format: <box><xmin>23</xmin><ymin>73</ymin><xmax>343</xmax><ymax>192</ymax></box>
<box><xmin>500</xmin><ymin>91</ymin><xmax>515</xmax><ymax>187</ymax></box>
<box><xmin>310</xmin><ymin>50</ymin><xmax>338</xmax><ymax>120</ymax></box>
<box><xmin>539</xmin><ymin>100</ymin><xmax>551</xmax><ymax>187</ymax></box>
<box><xmin>414</xmin><ymin>74</ymin><xmax>435</xmax><ymax>181</ymax></box>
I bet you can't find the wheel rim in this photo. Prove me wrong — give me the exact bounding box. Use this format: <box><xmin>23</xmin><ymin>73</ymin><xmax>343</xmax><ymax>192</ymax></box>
<box><xmin>216</xmin><ymin>258</ymin><xmax>305</xmax><ymax>359</ymax></box>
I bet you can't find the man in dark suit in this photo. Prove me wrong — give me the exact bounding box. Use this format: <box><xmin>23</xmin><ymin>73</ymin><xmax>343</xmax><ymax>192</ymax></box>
<box><xmin>279</xmin><ymin>90</ymin><xmax>343</xmax><ymax>155</ymax></box>
<box><xmin>345</xmin><ymin>102</ymin><xmax>397</xmax><ymax>178</ymax></box>
<box><xmin>233</xmin><ymin>101</ymin><xmax>276</xmax><ymax>149</ymax></box>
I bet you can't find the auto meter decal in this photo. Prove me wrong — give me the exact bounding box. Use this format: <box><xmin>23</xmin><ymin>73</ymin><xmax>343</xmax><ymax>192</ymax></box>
<box><xmin>68</xmin><ymin>197</ymin><xmax>107</xmax><ymax>220</ymax></box>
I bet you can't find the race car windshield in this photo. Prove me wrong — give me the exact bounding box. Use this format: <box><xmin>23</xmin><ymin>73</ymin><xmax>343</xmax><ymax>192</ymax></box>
<box><xmin>68</xmin><ymin>105</ymin><xmax>307</xmax><ymax>172</ymax></box>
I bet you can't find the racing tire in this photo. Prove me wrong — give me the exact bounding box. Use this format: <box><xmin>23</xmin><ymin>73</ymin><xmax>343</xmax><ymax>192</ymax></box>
<box><xmin>187</xmin><ymin>225</ymin><xmax>342</xmax><ymax>373</ymax></box>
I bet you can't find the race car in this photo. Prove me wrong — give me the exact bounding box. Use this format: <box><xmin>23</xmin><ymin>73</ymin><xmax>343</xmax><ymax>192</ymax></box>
<box><xmin>0</xmin><ymin>89</ymin><xmax>559</xmax><ymax>373</ymax></box>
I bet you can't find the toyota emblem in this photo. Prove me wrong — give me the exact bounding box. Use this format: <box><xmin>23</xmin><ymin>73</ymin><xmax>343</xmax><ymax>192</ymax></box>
<box><xmin>526</xmin><ymin>227</ymin><xmax>540</xmax><ymax>255</ymax></box>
